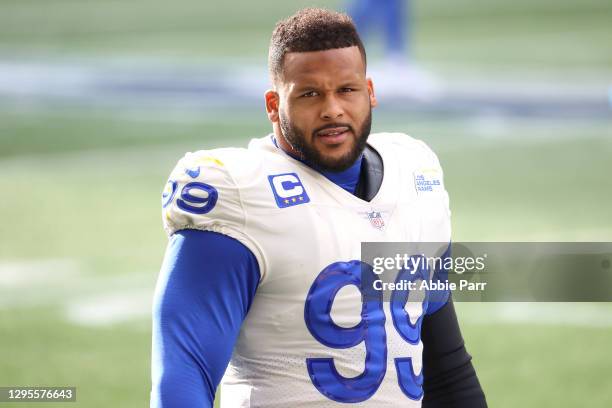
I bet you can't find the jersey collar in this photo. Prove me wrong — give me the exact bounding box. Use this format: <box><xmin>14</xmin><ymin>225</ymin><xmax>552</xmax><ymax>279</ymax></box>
<box><xmin>271</xmin><ymin>134</ymin><xmax>363</xmax><ymax>194</ymax></box>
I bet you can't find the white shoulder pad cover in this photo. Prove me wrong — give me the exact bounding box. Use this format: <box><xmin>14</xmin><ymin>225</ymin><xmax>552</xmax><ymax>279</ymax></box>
<box><xmin>371</xmin><ymin>132</ymin><xmax>451</xmax><ymax>218</ymax></box>
<box><xmin>161</xmin><ymin>149</ymin><xmax>265</xmax><ymax>274</ymax></box>
<box><xmin>370</xmin><ymin>132</ymin><xmax>442</xmax><ymax>167</ymax></box>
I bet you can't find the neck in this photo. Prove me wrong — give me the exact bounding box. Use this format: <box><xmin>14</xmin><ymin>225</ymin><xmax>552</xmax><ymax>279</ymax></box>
<box><xmin>319</xmin><ymin>156</ymin><xmax>363</xmax><ymax>194</ymax></box>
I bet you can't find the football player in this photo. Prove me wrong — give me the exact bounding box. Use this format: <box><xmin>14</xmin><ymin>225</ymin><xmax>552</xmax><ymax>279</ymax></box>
<box><xmin>151</xmin><ymin>8</ymin><xmax>487</xmax><ymax>408</ymax></box>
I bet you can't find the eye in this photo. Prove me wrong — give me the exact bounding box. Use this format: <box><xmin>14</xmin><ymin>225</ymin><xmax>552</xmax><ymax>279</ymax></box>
<box><xmin>301</xmin><ymin>91</ymin><xmax>319</xmax><ymax>97</ymax></box>
<box><xmin>340</xmin><ymin>87</ymin><xmax>355</xmax><ymax>93</ymax></box>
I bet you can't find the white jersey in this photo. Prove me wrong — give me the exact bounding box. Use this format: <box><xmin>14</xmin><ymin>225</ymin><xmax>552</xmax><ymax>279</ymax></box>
<box><xmin>162</xmin><ymin>133</ymin><xmax>451</xmax><ymax>407</ymax></box>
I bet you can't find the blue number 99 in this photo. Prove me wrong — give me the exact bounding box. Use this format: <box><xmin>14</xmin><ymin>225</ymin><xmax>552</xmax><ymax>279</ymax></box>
<box><xmin>304</xmin><ymin>258</ymin><xmax>429</xmax><ymax>403</ymax></box>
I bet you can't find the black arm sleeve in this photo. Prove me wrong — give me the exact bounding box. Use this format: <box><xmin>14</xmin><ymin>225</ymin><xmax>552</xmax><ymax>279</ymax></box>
<box><xmin>421</xmin><ymin>299</ymin><xmax>488</xmax><ymax>408</ymax></box>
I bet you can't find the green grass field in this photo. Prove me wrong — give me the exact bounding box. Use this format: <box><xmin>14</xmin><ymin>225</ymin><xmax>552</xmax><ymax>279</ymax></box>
<box><xmin>0</xmin><ymin>0</ymin><xmax>611</xmax><ymax>407</ymax></box>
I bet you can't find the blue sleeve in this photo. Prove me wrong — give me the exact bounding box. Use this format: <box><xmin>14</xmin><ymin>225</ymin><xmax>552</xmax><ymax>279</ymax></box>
<box><xmin>150</xmin><ymin>229</ymin><xmax>260</xmax><ymax>408</ymax></box>
<box><xmin>425</xmin><ymin>242</ymin><xmax>451</xmax><ymax>315</ymax></box>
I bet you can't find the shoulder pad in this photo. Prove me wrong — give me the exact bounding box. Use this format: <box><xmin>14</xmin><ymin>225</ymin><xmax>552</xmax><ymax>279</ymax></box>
<box><xmin>369</xmin><ymin>132</ymin><xmax>442</xmax><ymax>167</ymax></box>
<box><xmin>161</xmin><ymin>149</ymin><xmax>246</xmax><ymax>237</ymax></box>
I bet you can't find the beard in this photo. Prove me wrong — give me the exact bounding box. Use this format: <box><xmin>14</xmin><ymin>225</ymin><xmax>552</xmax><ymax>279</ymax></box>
<box><xmin>279</xmin><ymin>108</ymin><xmax>372</xmax><ymax>172</ymax></box>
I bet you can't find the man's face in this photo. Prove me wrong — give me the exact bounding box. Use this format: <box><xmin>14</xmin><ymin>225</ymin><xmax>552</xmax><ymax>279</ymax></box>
<box><xmin>267</xmin><ymin>46</ymin><xmax>377</xmax><ymax>172</ymax></box>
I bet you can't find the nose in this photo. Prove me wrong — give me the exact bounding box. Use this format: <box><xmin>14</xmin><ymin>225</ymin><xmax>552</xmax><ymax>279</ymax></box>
<box><xmin>320</xmin><ymin>94</ymin><xmax>344</xmax><ymax>120</ymax></box>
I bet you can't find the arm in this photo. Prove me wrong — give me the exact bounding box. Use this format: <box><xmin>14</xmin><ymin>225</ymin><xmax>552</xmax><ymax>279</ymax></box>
<box><xmin>421</xmin><ymin>299</ymin><xmax>487</xmax><ymax>408</ymax></box>
<box><xmin>150</xmin><ymin>229</ymin><xmax>260</xmax><ymax>408</ymax></box>
<box><xmin>421</xmin><ymin>242</ymin><xmax>487</xmax><ymax>407</ymax></box>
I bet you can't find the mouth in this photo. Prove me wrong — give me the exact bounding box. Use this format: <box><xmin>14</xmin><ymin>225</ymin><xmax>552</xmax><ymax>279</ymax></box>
<box><xmin>314</xmin><ymin>126</ymin><xmax>351</xmax><ymax>146</ymax></box>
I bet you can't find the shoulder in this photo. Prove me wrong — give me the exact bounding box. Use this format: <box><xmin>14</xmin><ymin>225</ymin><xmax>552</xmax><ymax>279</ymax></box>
<box><xmin>370</xmin><ymin>132</ymin><xmax>450</xmax><ymax>206</ymax></box>
<box><xmin>368</xmin><ymin>132</ymin><xmax>442</xmax><ymax>167</ymax></box>
<box><xmin>161</xmin><ymin>146</ymin><xmax>269</xmax><ymax>277</ymax></box>
<box><xmin>162</xmin><ymin>149</ymin><xmax>238</xmax><ymax>233</ymax></box>
<box><xmin>173</xmin><ymin>146</ymin><xmax>265</xmax><ymax>182</ymax></box>
<box><xmin>161</xmin><ymin>145</ymin><xmax>266</xmax><ymax>235</ymax></box>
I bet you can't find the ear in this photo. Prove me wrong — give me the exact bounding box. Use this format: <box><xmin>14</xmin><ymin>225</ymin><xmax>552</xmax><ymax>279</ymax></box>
<box><xmin>367</xmin><ymin>78</ymin><xmax>377</xmax><ymax>108</ymax></box>
<box><xmin>265</xmin><ymin>89</ymin><xmax>280</xmax><ymax>122</ymax></box>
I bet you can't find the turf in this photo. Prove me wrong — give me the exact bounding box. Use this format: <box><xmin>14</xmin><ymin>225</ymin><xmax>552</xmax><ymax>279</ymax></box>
<box><xmin>1</xmin><ymin>110</ymin><xmax>610</xmax><ymax>407</ymax></box>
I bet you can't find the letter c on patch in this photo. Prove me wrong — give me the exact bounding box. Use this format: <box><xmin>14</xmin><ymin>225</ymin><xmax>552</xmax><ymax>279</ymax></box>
<box><xmin>272</xmin><ymin>174</ymin><xmax>304</xmax><ymax>198</ymax></box>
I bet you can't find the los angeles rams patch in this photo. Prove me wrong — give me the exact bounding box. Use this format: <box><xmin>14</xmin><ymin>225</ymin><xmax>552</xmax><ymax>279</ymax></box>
<box><xmin>414</xmin><ymin>169</ymin><xmax>443</xmax><ymax>194</ymax></box>
<box><xmin>268</xmin><ymin>173</ymin><xmax>310</xmax><ymax>208</ymax></box>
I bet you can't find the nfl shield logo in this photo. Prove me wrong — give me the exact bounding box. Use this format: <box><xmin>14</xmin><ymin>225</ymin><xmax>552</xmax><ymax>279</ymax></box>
<box><xmin>367</xmin><ymin>211</ymin><xmax>385</xmax><ymax>230</ymax></box>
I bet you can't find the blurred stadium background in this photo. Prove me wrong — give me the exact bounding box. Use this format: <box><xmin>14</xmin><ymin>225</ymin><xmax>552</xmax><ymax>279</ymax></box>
<box><xmin>0</xmin><ymin>0</ymin><xmax>611</xmax><ymax>406</ymax></box>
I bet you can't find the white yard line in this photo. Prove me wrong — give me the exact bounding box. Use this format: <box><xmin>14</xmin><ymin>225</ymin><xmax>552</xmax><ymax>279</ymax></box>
<box><xmin>0</xmin><ymin>58</ymin><xmax>608</xmax><ymax>118</ymax></box>
<box><xmin>0</xmin><ymin>258</ymin><xmax>78</xmax><ymax>287</ymax></box>
<box><xmin>1</xmin><ymin>259</ymin><xmax>611</xmax><ymax>327</ymax></box>
<box><xmin>0</xmin><ymin>258</ymin><xmax>154</xmax><ymax>326</ymax></box>
<box><xmin>65</xmin><ymin>289</ymin><xmax>152</xmax><ymax>327</ymax></box>
<box><xmin>456</xmin><ymin>302</ymin><xmax>612</xmax><ymax>328</ymax></box>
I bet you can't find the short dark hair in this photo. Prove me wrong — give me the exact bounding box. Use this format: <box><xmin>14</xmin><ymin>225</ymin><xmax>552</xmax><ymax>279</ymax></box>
<box><xmin>268</xmin><ymin>8</ymin><xmax>366</xmax><ymax>82</ymax></box>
